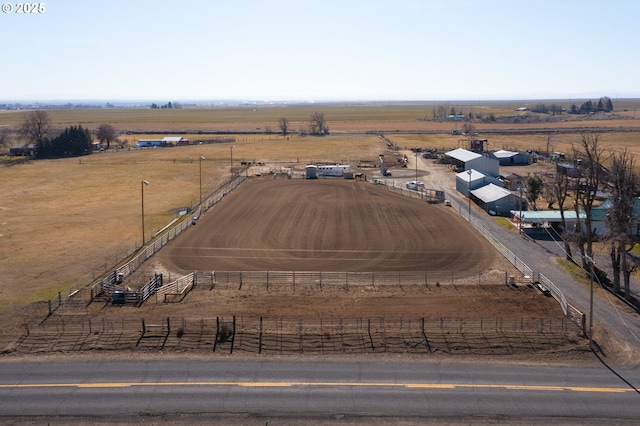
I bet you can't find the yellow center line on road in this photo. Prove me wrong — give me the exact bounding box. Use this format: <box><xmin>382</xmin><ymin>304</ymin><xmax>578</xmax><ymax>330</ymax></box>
<box><xmin>0</xmin><ymin>382</ymin><xmax>632</xmax><ymax>393</ymax></box>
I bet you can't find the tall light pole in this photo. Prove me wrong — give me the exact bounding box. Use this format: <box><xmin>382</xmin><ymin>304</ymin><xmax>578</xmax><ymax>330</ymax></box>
<box><xmin>141</xmin><ymin>180</ymin><xmax>149</xmax><ymax>246</ymax></box>
<box><xmin>414</xmin><ymin>152</ymin><xmax>418</xmax><ymax>182</ymax></box>
<box><xmin>518</xmin><ymin>186</ymin><xmax>523</xmax><ymax>233</ymax></box>
<box><xmin>199</xmin><ymin>156</ymin><xmax>205</xmax><ymax>204</ymax></box>
<box><xmin>230</xmin><ymin>145</ymin><xmax>235</xmax><ymax>181</ymax></box>
<box><xmin>467</xmin><ymin>169</ymin><xmax>472</xmax><ymax>220</ymax></box>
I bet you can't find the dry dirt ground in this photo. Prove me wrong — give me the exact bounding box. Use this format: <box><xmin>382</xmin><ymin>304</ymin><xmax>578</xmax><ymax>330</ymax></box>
<box><xmin>3</xmin><ymin>176</ymin><xmax>591</xmax><ymax>362</ymax></box>
<box><xmin>159</xmin><ymin>178</ymin><xmax>494</xmax><ymax>273</ymax></box>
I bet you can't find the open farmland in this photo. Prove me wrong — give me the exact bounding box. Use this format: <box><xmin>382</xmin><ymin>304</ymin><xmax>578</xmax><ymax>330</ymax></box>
<box><xmin>0</xmin><ymin>135</ymin><xmax>385</xmax><ymax>312</ymax></box>
<box><xmin>2</xmin><ymin>101</ymin><xmax>640</xmax><ymax>357</ymax></box>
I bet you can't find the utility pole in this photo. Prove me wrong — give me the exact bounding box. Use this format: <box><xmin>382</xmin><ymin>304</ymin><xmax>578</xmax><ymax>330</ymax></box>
<box><xmin>587</xmin><ymin>254</ymin><xmax>595</xmax><ymax>351</ymax></box>
<box><xmin>467</xmin><ymin>170</ymin><xmax>472</xmax><ymax>220</ymax></box>
<box><xmin>141</xmin><ymin>180</ymin><xmax>150</xmax><ymax>246</ymax></box>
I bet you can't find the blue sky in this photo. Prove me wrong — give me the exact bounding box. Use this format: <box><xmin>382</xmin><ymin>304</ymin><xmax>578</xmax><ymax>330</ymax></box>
<box><xmin>1</xmin><ymin>0</ymin><xmax>638</xmax><ymax>102</ymax></box>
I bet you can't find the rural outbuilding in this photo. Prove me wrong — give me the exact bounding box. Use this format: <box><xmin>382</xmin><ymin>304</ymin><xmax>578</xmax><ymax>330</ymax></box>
<box><xmin>445</xmin><ymin>148</ymin><xmax>499</xmax><ymax>177</ymax></box>
<box><xmin>162</xmin><ymin>136</ymin><xmax>190</xmax><ymax>146</ymax></box>
<box><xmin>499</xmin><ymin>172</ymin><xmax>526</xmax><ymax>191</ymax></box>
<box><xmin>490</xmin><ymin>149</ymin><xmax>530</xmax><ymax>166</ymax></box>
<box><xmin>455</xmin><ymin>169</ymin><xmax>502</xmax><ymax>196</ymax></box>
<box><xmin>471</xmin><ymin>183</ymin><xmax>525</xmax><ymax>216</ymax></box>
<box><xmin>9</xmin><ymin>144</ymin><xmax>35</xmax><ymax>156</ymax></box>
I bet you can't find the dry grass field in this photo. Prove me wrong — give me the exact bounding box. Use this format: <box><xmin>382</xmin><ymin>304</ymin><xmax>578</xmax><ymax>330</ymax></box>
<box><xmin>2</xmin><ymin>101</ymin><xmax>640</xmax><ymax>357</ymax></box>
<box><xmin>0</xmin><ymin>135</ymin><xmax>386</xmax><ymax>312</ymax></box>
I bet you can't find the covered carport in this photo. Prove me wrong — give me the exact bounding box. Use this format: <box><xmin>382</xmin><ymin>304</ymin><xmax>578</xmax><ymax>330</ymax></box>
<box><xmin>510</xmin><ymin>210</ymin><xmax>588</xmax><ymax>237</ymax></box>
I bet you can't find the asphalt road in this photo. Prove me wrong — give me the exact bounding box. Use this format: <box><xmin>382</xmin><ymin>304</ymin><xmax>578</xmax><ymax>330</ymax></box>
<box><xmin>0</xmin><ymin>358</ymin><xmax>639</xmax><ymax>423</ymax></box>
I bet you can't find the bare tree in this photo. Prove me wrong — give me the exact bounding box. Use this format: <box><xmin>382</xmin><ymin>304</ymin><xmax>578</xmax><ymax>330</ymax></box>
<box><xmin>309</xmin><ymin>112</ymin><xmax>328</xmax><ymax>136</ymax></box>
<box><xmin>461</xmin><ymin>122</ymin><xmax>476</xmax><ymax>135</ymax></box>
<box><xmin>606</xmin><ymin>149</ymin><xmax>639</xmax><ymax>299</ymax></box>
<box><xmin>548</xmin><ymin>167</ymin><xmax>573</xmax><ymax>260</ymax></box>
<box><xmin>20</xmin><ymin>110</ymin><xmax>51</xmax><ymax>146</ymax></box>
<box><xmin>572</xmin><ymin>132</ymin><xmax>605</xmax><ymax>270</ymax></box>
<box><xmin>0</xmin><ymin>127</ymin><xmax>11</xmax><ymax>149</ymax></box>
<box><xmin>96</xmin><ymin>123</ymin><xmax>118</xmax><ymax>149</ymax></box>
<box><xmin>278</xmin><ymin>117</ymin><xmax>289</xmax><ymax>136</ymax></box>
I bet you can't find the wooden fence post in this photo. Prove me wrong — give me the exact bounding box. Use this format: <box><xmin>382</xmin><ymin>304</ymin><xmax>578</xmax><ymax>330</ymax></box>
<box><xmin>259</xmin><ymin>317</ymin><xmax>263</xmax><ymax>354</ymax></box>
<box><xmin>230</xmin><ymin>316</ymin><xmax>236</xmax><ymax>354</ymax></box>
<box><xmin>213</xmin><ymin>317</ymin><xmax>219</xmax><ymax>352</ymax></box>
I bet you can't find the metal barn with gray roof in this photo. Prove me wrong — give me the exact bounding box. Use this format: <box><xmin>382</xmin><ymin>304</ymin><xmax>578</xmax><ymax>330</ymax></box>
<box><xmin>445</xmin><ymin>148</ymin><xmax>499</xmax><ymax>177</ymax></box>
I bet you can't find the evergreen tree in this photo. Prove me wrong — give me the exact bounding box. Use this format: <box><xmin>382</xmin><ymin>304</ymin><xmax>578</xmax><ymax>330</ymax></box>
<box><xmin>604</xmin><ymin>97</ymin><xmax>614</xmax><ymax>112</ymax></box>
<box><xmin>36</xmin><ymin>125</ymin><xmax>92</xmax><ymax>158</ymax></box>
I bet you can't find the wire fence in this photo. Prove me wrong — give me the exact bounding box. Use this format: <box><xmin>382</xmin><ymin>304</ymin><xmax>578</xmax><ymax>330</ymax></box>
<box><xmin>38</xmin><ymin>173</ymin><xmax>586</xmax><ymax>343</ymax></box>
<box><xmin>13</xmin><ymin>314</ymin><xmax>578</xmax><ymax>355</ymax></box>
<box><xmin>446</xmin><ymin>194</ymin><xmax>583</xmax><ymax>329</ymax></box>
<box><xmin>205</xmin><ymin>270</ymin><xmax>511</xmax><ymax>292</ymax></box>
<box><xmin>92</xmin><ymin>176</ymin><xmax>246</xmax><ymax>300</ymax></box>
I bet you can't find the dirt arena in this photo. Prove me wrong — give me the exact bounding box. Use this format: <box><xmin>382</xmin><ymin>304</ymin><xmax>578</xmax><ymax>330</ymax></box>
<box><xmin>159</xmin><ymin>178</ymin><xmax>496</xmax><ymax>273</ymax></box>
<box><xmin>144</xmin><ymin>176</ymin><xmax>566</xmax><ymax>328</ymax></box>
<box><xmin>6</xmin><ymin>176</ymin><xmax>585</xmax><ymax>358</ymax></box>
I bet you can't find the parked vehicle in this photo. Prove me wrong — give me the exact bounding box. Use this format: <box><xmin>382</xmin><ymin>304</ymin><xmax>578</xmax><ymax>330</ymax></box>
<box><xmin>405</xmin><ymin>181</ymin><xmax>425</xmax><ymax>191</ymax></box>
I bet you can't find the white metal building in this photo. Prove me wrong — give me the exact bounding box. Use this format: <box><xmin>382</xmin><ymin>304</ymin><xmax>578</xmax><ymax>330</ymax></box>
<box><xmin>455</xmin><ymin>169</ymin><xmax>503</xmax><ymax>196</ymax></box>
<box><xmin>471</xmin><ymin>183</ymin><xmax>525</xmax><ymax>216</ymax></box>
<box><xmin>490</xmin><ymin>149</ymin><xmax>530</xmax><ymax>166</ymax></box>
<box><xmin>445</xmin><ymin>148</ymin><xmax>499</xmax><ymax>177</ymax></box>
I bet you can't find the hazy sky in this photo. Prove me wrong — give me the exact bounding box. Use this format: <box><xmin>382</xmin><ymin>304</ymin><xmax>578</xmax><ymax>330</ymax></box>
<box><xmin>1</xmin><ymin>0</ymin><xmax>638</xmax><ymax>102</ymax></box>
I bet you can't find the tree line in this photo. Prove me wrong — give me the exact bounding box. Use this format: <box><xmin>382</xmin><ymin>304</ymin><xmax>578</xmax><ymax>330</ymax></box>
<box><xmin>18</xmin><ymin>110</ymin><xmax>120</xmax><ymax>159</ymax></box>
<box><xmin>277</xmin><ymin>112</ymin><xmax>329</xmax><ymax>136</ymax></box>
<box><xmin>523</xmin><ymin>132</ymin><xmax>638</xmax><ymax>301</ymax></box>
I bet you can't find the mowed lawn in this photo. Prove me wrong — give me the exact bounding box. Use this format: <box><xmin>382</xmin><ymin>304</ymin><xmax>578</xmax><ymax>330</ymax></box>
<box><xmin>0</xmin><ymin>134</ymin><xmax>387</xmax><ymax>312</ymax></box>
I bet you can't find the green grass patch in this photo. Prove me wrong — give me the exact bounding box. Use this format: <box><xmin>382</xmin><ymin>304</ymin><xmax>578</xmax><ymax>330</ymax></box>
<box><xmin>556</xmin><ymin>258</ymin><xmax>599</xmax><ymax>291</ymax></box>
<box><xmin>494</xmin><ymin>216</ymin><xmax>519</xmax><ymax>232</ymax></box>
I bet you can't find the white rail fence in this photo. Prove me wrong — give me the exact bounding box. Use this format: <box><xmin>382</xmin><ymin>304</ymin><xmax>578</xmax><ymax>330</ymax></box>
<box><xmin>447</xmin><ymin>193</ymin><xmax>584</xmax><ymax>329</ymax></box>
<box><xmin>93</xmin><ymin>176</ymin><xmax>246</xmax><ymax>300</ymax></box>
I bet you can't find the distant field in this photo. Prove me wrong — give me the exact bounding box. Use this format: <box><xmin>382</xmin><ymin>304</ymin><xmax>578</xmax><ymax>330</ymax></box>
<box><xmin>3</xmin><ymin>100</ymin><xmax>640</xmax><ymax>320</ymax></box>
<box><xmin>0</xmin><ymin>134</ymin><xmax>385</xmax><ymax>312</ymax></box>
<box><xmin>1</xmin><ymin>99</ymin><xmax>639</xmax><ymax>133</ymax></box>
